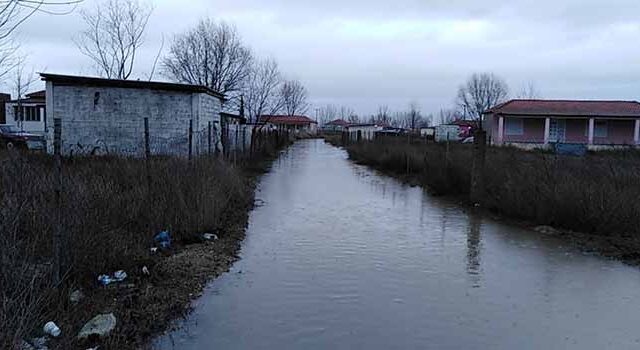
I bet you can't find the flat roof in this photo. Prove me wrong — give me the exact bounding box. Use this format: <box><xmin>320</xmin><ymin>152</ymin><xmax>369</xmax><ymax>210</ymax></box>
<box><xmin>40</xmin><ymin>73</ymin><xmax>225</xmax><ymax>100</ymax></box>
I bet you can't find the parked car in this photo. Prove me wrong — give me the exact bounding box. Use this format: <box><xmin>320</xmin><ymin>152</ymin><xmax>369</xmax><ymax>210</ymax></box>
<box><xmin>0</xmin><ymin>124</ymin><xmax>45</xmax><ymax>150</ymax></box>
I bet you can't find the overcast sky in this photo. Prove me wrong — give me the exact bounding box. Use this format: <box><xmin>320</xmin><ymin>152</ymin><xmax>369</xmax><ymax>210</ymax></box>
<box><xmin>12</xmin><ymin>0</ymin><xmax>640</xmax><ymax>116</ymax></box>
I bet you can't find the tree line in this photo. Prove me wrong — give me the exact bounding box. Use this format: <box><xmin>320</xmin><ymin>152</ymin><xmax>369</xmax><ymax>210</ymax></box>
<box><xmin>1</xmin><ymin>0</ymin><xmax>542</xmax><ymax>129</ymax></box>
<box><xmin>0</xmin><ymin>0</ymin><xmax>310</xmax><ymax>124</ymax></box>
<box><xmin>73</xmin><ymin>0</ymin><xmax>311</xmax><ymax>123</ymax></box>
<box><xmin>317</xmin><ymin>72</ymin><xmax>540</xmax><ymax>130</ymax></box>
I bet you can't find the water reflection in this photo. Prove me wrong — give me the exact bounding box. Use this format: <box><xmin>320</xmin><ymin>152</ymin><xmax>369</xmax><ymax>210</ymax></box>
<box><xmin>156</xmin><ymin>140</ymin><xmax>640</xmax><ymax>350</ymax></box>
<box><xmin>466</xmin><ymin>213</ymin><xmax>483</xmax><ymax>287</ymax></box>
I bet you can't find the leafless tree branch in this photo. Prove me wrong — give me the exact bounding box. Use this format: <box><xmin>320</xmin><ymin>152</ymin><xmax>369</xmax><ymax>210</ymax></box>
<box><xmin>75</xmin><ymin>0</ymin><xmax>152</xmax><ymax>80</ymax></box>
<box><xmin>243</xmin><ymin>58</ymin><xmax>283</xmax><ymax>123</ymax></box>
<box><xmin>279</xmin><ymin>79</ymin><xmax>309</xmax><ymax>116</ymax></box>
<box><xmin>162</xmin><ymin>19</ymin><xmax>253</xmax><ymax>102</ymax></box>
<box><xmin>457</xmin><ymin>72</ymin><xmax>509</xmax><ymax>129</ymax></box>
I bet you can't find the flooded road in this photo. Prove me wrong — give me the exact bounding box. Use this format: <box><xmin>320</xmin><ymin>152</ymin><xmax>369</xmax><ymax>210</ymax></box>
<box><xmin>156</xmin><ymin>139</ymin><xmax>640</xmax><ymax>350</ymax></box>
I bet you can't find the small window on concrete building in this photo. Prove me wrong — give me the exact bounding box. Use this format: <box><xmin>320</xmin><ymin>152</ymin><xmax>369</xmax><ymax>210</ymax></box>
<box><xmin>505</xmin><ymin>118</ymin><xmax>524</xmax><ymax>135</ymax></box>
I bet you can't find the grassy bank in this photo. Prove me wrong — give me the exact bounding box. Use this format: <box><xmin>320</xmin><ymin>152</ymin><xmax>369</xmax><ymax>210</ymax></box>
<box><xmin>327</xmin><ymin>134</ymin><xmax>640</xmax><ymax>259</ymax></box>
<box><xmin>1</xmin><ymin>138</ymin><xmax>287</xmax><ymax>349</ymax></box>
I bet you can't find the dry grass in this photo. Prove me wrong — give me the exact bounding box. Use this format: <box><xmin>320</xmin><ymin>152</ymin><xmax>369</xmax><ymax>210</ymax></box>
<box><xmin>1</xmin><ymin>131</ymin><xmax>290</xmax><ymax>349</ymax></box>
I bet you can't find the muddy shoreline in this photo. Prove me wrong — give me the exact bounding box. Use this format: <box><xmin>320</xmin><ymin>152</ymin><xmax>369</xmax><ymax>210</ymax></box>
<box><xmin>331</xmin><ymin>140</ymin><xmax>640</xmax><ymax>268</ymax></box>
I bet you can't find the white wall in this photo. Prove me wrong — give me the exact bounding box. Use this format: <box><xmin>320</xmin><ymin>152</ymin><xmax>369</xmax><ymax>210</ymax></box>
<box><xmin>5</xmin><ymin>102</ymin><xmax>46</xmax><ymax>135</ymax></box>
<box><xmin>347</xmin><ymin>125</ymin><xmax>381</xmax><ymax>141</ymax></box>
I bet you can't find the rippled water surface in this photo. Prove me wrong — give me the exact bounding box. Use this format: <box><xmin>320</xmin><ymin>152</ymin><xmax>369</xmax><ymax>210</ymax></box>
<box><xmin>156</xmin><ymin>139</ymin><xmax>640</xmax><ymax>350</ymax></box>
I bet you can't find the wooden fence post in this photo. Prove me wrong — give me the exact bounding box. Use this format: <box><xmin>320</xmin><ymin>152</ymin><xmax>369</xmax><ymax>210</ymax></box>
<box><xmin>188</xmin><ymin>119</ymin><xmax>193</xmax><ymax>160</ymax></box>
<box><xmin>144</xmin><ymin>118</ymin><xmax>150</xmax><ymax>159</ymax></box>
<box><xmin>52</xmin><ymin>118</ymin><xmax>63</xmax><ymax>286</ymax></box>
<box><xmin>144</xmin><ymin>118</ymin><xmax>153</xmax><ymax>230</ymax></box>
<box><xmin>208</xmin><ymin>121</ymin><xmax>212</xmax><ymax>155</ymax></box>
<box><xmin>470</xmin><ymin>130</ymin><xmax>487</xmax><ymax>205</ymax></box>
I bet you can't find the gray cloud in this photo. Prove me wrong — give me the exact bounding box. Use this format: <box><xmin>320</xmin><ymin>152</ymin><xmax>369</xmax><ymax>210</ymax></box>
<box><xmin>8</xmin><ymin>0</ymin><xmax>640</xmax><ymax>116</ymax></box>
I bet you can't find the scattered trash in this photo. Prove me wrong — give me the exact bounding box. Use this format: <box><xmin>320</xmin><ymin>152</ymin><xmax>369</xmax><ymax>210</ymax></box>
<box><xmin>154</xmin><ymin>231</ymin><xmax>172</xmax><ymax>249</ymax></box>
<box><xmin>29</xmin><ymin>337</ymin><xmax>48</xmax><ymax>350</ymax></box>
<box><xmin>97</xmin><ymin>275</ymin><xmax>112</xmax><ymax>286</ymax></box>
<box><xmin>78</xmin><ymin>313</ymin><xmax>117</xmax><ymax>339</ymax></box>
<box><xmin>113</xmin><ymin>270</ymin><xmax>127</xmax><ymax>281</ymax></box>
<box><xmin>43</xmin><ymin>321</ymin><xmax>61</xmax><ymax>338</ymax></box>
<box><xmin>142</xmin><ymin>266</ymin><xmax>150</xmax><ymax>276</ymax></box>
<box><xmin>18</xmin><ymin>340</ymin><xmax>35</xmax><ymax>350</ymax></box>
<box><xmin>150</xmin><ymin>247</ymin><xmax>158</xmax><ymax>253</ymax></box>
<box><xmin>203</xmin><ymin>233</ymin><xmax>219</xmax><ymax>241</ymax></box>
<box><xmin>98</xmin><ymin>270</ymin><xmax>127</xmax><ymax>286</ymax></box>
<box><xmin>70</xmin><ymin>289</ymin><xmax>84</xmax><ymax>305</ymax></box>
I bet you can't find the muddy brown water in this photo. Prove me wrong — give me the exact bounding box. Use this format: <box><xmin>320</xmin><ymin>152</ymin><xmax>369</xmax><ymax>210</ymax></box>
<box><xmin>155</xmin><ymin>139</ymin><xmax>640</xmax><ymax>350</ymax></box>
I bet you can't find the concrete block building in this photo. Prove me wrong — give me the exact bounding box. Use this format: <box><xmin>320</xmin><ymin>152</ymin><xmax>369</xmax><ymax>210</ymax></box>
<box><xmin>40</xmin><ymin>73</ymin><xmax>225</xmax><ymax>156</ymax></box>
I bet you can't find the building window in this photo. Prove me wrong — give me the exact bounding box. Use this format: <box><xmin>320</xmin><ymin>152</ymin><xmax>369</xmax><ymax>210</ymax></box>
<box><xmin>585</xmin><ymin>120</ymin><xmax>609</xmax><ymax>138</ymax></box>
<box><xmin>595</xmin><ymin>121</ymin><xmax>608</xmax><ymax>138</ymax></box>
<box><xmin>505</xmin><ymin>118</ymin><xmax>524</xmax><ymax>135</ymax></box>
<box><xmin>13</xmin><ymin>106</ymin><xmax>42</xmax><ymax>122</ymax></box>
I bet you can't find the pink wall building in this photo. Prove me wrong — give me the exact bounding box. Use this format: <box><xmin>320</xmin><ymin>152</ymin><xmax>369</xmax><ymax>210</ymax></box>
<box><xmin>484</xmin><ymin>100</ymin><xmax>640</xmax><ymax>149</ymax></box>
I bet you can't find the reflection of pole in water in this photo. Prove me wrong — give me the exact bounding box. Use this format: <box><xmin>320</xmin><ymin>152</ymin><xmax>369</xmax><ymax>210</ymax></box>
<box><xmin>466</xmin><ymin>213</ymin><xmax>483</xmax><ymax>287</ymax></box>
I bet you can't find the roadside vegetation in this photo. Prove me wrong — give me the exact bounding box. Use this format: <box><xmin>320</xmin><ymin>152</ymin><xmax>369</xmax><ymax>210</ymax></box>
<box><xmin>326</xmin><ymin>133</ymin><xmax>640</xmax><ymax>243</ymax></box>
<box><xmin>1</xmin><ymin>134</ymin><xmax>289</xmax><ymax>350</ymax></box>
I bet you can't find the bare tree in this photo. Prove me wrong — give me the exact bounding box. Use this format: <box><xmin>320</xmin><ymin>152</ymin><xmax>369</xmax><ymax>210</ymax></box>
<box><xmin>318</xmin><ymin>104</ymin><xmax>338</xmax><ymax>125</ymax></box>
<box><xmin>457</xmin><ymin>72</ymin><xmax>509</xmax><ymax>128</ymax></box>
<box><xmin>437</xmin><ymin>108</ymin><xmax>461</xmax><ymax>125</ymax></box>
<box><xmin>0</xmin><ymin>1</ymin><xmax>82</xmax><ymax>81</ymax></box>
<box><xmin>0</xmin><ymin>1</ymin><xmax>82</xmax><ymax>39</ymax></box>
<box><xmin>163</xmin><ymin>19</ymin><xmax>253</xmax><ymax>102</ymax></box>
<box><xmin>243</xmin><ymin>58</ymin><xmax>283</xmax><ymax>123</ymax></box>
<box><xmin>346</xmin><ymin>113</ymin><xmax>360</xmax><ymax>124</ymax></box>
<box><xmin>517</xmin><ymin>81</ymin><xmax>541</xmax><ymax>99</ymax></box>
<box><xmin>12</xmin><ymin>58</ymin><xmax>36</xmax><ymax>130</ymax></box>
<box><xmin>75</xmin><ymin>0</ymin><xmax>152</xmax><ymax>80</ymax></box>
<box><xmin>280</xmin><ymin>79</ymin><xmax>309</xmax><ymax>116</ymax></box>
<box><xmin>375</xmin><ymin>105</ymin><xmax>391</xmax><ymax>125</ymax></box>
<box><xmin>405</xmin><ymin>101</ymin><xmax>423</xmax><ymax>130</ymax></box>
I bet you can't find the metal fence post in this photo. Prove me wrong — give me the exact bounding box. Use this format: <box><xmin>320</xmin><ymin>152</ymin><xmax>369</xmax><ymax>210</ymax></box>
<box><xmin>53</xmin><ymin>118</ymin><xmax>63</xmax><ymax>286</ymax></box>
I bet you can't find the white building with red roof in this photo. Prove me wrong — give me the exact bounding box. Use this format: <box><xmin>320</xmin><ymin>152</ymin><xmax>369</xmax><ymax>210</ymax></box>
<box><xmin>483</xmin><ymin>99</ymin><xmax>640</xmax><ymax>149</ymax></box>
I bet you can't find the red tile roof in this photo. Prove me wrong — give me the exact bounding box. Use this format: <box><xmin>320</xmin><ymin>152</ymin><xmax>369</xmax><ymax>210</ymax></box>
<box><xmin>259</xmin><ymin>115</ymin><xmax>317</xmax><ymax>125</ymax></box>
<box><xmin>485</xmin><ymin>99</ymin><xmax>640</xmax><ymax>117</ymax></box>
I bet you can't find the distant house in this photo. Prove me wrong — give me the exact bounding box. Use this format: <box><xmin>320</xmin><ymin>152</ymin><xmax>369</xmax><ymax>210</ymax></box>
<box><xmin>323</xmin><ymin>119</ymin><xmax>350</xmax><ymax>132</ymax></box>
<box><xmin>259</xmin><ymin>115</ymin><xmax>318</xmax><ymax>134</ymax></box>
<box><xmin>345</xmin><ymin>123</ymin><xmax>383</xmax><ymax>141</ymax></box>
<box><xmin>434</xmin><ymin>125</ymin><xmax>463</xmax><ymax>142</ymax></box>
<box><xmin>6</xmin><ymin>90</ymin><xmax>46</xmax><ymax>135</ymax></box>
<box><xmin>420</xmin><ymin>127</ymin><xmax>435</xmax><ymax>138</ymax></box>
<box><xmin>484</xmin><ymin>100</ymin><xmax>640</xmax><ymax>149</ymax></box>
<box><xmin>41</xmin><ymin>73</ymin><xmax>225</xmax><ymax>156</ymax></box>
